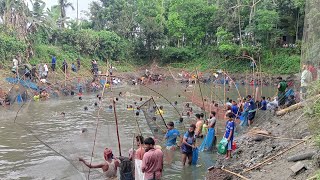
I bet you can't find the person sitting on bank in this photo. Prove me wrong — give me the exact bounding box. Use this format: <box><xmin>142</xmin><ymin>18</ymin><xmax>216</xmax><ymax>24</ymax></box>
<box><xmin>79</xmin><ymin>148</ymin><xmax>120</xmax><ymax>179</ymax></box>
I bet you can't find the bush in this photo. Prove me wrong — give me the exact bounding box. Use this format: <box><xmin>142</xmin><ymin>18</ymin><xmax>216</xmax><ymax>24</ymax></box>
<box><xmin>0</xmin><ymin>33</ymin><xmax>26</xmax><ymax>63</ymax></box>
<box><xmin>50</xmin><ymin>29</ymin><xmax>126</xmax><ymax>61</ymax></box>
<box><xmin>160</xmin><ymin>47</ymin><xmax>195</xmax><ymax>64</ymax></box>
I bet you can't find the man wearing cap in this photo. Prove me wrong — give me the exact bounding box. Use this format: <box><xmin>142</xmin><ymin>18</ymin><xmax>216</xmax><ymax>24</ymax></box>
<box><xmin>79</xmin><ymin>148</ymin><xmax>120</xmax><ymax>179</ymax></box>
<box><xmin>141</xmin><ymin>137</ymin><xmax>163</xmax><ymax>180</ymax></box>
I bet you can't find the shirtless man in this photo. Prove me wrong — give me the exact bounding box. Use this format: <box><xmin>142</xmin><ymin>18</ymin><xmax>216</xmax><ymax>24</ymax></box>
<box><xmin>79</xmin><ymin>148</ymin><xmax>120</xmax><ymax>179</ymax></box>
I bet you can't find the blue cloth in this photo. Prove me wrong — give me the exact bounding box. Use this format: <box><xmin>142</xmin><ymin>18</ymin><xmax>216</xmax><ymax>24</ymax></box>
<box><xmin>191</xmin><ymin>148</ymin><xmax>199</xmax><ymax>165</ymax></box>
<box><xmin>17</xmin><ymin>94</ymin><xmax>23</xmax><ymax>104</ymax></box>
<box><xmin>165</xmin><ymin>129</ymin><xmax>180</xmax><ymax>146</ymax></box>
<box><xmin>261</xmin><ymin>100</ymin><xmax>267</xmax><ymax>110</ymax></box>
<box><xmin>224</xmin><ymin>121</ymin><xmax>235</xmax><ymax>142</ymax></box>
<box><xmin>231</xmin><ymin>105</ymin><xmax>239</xmax><ymax>118</ymax></box>
<box><xmin>285</xmin><ymin>89</ymin><xmax>294</xmax><ymax>98</ymax></box>
<box><xmin>240</xmin><ymin>111</ymin><xmax>248</xmax><ymax>126</ymax></box>
<box><xmin>199</xmin><ymin>128</ymin><xmax>215</xmax><ymax>151</ymax></box>
<box><xmin>5</xmin><ymin>78</ymin><xmax>39</xmax><ymax>91</ymax></box>
<box><xmin>51</xmin><ymin>56</ymin><xmax>56</xmax><ymax>64</ymax></box>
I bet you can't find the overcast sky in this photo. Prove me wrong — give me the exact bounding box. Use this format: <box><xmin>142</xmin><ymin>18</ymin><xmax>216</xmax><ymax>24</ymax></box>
<box><xmin>43</xmin><ymin>0</ymin><xmax>95</xmax><ymax>19</ymax></box>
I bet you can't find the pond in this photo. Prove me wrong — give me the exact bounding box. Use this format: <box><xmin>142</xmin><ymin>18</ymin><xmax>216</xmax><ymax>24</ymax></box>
<box><xmin>0</xmin><ymin>81</ymin><xmax>276</xmax><ymax>180</ymax></box>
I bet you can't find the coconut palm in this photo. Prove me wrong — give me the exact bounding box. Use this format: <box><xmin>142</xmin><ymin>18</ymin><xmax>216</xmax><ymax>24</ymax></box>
<box><xmin>58</xmin><ymin>0</ymin><xmax>74</xmax><ymax>28</ymax></box>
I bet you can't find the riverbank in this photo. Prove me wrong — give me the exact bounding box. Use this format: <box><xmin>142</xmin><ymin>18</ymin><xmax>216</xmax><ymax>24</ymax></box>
<box><xmin>207</xmin><ymin>108</ymin><xmax>320</xmax><ymax>180</ymax></box>
<box><xmin>0</xmin><ymin>62</ymin><xmax>300</xmax><ymax>105</ymax></box>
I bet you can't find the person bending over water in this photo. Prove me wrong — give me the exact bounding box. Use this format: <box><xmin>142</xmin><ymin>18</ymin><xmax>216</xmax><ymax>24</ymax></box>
<box><xmin>79</xmin><ymin>148</ymin><xmax>120</xmax><ymax>179</ymax></box>
<box><xmin>181</xmin><ymin>124</ymin><xmax>196</xmax><ymax>166</ymax></box>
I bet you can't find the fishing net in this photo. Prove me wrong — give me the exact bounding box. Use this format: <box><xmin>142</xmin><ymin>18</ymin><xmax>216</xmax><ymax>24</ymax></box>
<box><xmin>7</xmin><ymin>84</ymin><xmax>29</xmax><ymax>105</ymax></box>
<box><xmin>138</xmin><ymin>98</ymin><xmax>167</xmax><ymax>143</ymax></box>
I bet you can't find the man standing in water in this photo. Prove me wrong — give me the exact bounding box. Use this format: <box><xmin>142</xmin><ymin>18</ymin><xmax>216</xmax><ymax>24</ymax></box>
<box><xmin>164</xmin><ymin>121</ymin><xmax>180</xmax><ymax>164</ymax></box>
<box><xmin>79</xmin><ymin>148</ymin><xmax>120</xmax><ymax>179</ymax></box>
<box><xmin>181</xmin><ymin>124</ymin><xmax>196</xmax><ymax>165</ymax></box>
<box><xmin>135</xmin><ymin>135</ymin><xmax>145</xmax><ymax>160</ymax></box>
<box><xmin>141</xmin><ymin>137</ymin><xmax>164</xmax><ymax>180</ymax></box>
<box><xmin>165</xmin><ymin>121</ymin><xmax>180</xmax><ymax>150</ymax></box>
<box><xmin>195</xmin><ymin>113</ymin><xmax>203</xmax><ymax>138</ymax></box>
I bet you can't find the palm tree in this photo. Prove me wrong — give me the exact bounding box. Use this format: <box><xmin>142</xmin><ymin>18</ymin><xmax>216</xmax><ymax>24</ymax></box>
<box><xmin>58</xmin><ymin>0</ymin><xmax>74</xmax><ymax>28</ymax></box>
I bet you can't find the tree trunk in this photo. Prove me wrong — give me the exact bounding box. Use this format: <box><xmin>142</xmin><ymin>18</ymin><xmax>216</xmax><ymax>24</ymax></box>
<box><xmin>237</xmin><ymin>0</ymin><xmax>243</xmax><ymax>47</ymax></box>
<box><xmin>295</xmin><ymin>9</ymin><xmax>300</xmax><ymax>43</ymax></box>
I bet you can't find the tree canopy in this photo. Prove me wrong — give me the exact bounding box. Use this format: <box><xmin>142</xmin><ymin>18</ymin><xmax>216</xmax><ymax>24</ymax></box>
<box><xmin>0</xmin><ymin>0</ymin><xmax>307</xmax><ymax>74</ymax></box>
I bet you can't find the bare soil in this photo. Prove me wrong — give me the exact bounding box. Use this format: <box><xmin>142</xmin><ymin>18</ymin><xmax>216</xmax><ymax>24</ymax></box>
<box><xmin>207</xmin><ymin>109</ymin><xmax>320</xmax><ymax>180</ymax></box>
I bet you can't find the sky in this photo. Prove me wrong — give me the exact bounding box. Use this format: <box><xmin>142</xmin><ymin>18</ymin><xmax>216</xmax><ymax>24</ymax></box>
<box><xmin>43</xmin><ymin>0</ymin><xmax>95</xmax><ymax>19</ymax></box>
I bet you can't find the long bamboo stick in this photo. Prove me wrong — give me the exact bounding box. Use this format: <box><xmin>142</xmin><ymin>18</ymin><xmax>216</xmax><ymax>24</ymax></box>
<box><xmin>221</xmin><ymin>167</ymin><xmax>250</xmax><ymax>180</ymax></box>
<box><xmin>243</xmin><ymin>140</ymin><xmax>305</xmax><ymax>173</ymax></box>
<box><xmin>113</xmin><ymin>100</ymin><xmax>122</xmax><ymax>156</ymax></box>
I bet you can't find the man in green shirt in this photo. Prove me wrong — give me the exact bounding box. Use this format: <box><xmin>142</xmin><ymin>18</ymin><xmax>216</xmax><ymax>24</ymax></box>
<box><xmin>277</xmin><ymin>77</ymin><xmax>287</xmax><ymax>108</ymax></box>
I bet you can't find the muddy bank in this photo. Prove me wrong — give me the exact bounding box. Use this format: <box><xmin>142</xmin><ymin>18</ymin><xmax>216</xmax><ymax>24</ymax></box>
<box><xmin>207</xmin><ymin>109</ymin><xmax>320</xmax><ymax>180</ymax></box>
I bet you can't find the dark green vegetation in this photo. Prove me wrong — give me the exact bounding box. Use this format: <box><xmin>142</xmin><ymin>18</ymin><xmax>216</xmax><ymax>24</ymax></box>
<box><xmin>0</xmin><ymin>0</ymin><xmax>306</xmax><ymax>74</ymax></box>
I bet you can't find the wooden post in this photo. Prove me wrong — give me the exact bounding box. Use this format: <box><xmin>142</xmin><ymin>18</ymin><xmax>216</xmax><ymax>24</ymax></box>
<box><xmin>113</xmin><ymin>100</ymin><xmax>122</xmax><ymax>156</ymax></box>
<box><xmin>259</xmin><ymin>55</ymin><xmax>262</xmax><ymax>98</ymax></box>
<box><xmin>223</xmin><ymin>70</ymin><xmax>226</xmax><ymax>106</ymax></box>
<box><xmin>245</xmin><ymin>73</ymin><xmax>248</xmax><ymax>96</ymax></box>
<box><xmin>64</xmin><ymin>65</ymin><xmax>67</xmax><ymax>87</ymax></box>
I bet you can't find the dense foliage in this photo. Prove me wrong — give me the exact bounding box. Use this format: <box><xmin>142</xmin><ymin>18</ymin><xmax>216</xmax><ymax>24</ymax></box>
<box><xmin>0</xmin><ymin>0</ymin><xmax>307</xmax><ymax>74</ymax></box>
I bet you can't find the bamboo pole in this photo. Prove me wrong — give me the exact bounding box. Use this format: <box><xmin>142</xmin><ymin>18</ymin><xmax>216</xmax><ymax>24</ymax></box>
<box><xmin>276</xmin><ymin>94</ymin><xmax>320</xmax><ymax>116</ymax></box>
<box><xmin>259</xmin><ymin>55</ymin><xmax>262</xmax><ymax>98</ymax></box>
<box><xmin>223</xmin><ymin>70</ymin><xmax>226</xmax><ymax>106</ymax></box>
<box><xmin>152</xmin><ymin>97</ymin><xmax>168</xmax><ymax>129</ymax></box>
<box><xmin>221</xmin><ymin>167</ymin><xmax>250</xmax><ymax>180</ymax></box>
<box><xmin>245</xmin><ymin>73</ymin><xmax>248</xmax><ymax>96</ymax></box>
<box><xmin>247</xmin><ymin>132</ymin><xmax>305</xmax><ymax>141</ymax></box>
<box><xmin>113</xmin><ymin>100</ymin><xmax>122</xmax><ymax>156</ymax></box>
<box><xmin>64</xmin><ymin>65</ymin><xmax>67</xmax><ymax>87</ymax></box>
<box><xmin>243</xmin><ymin>140</ymin><xmax>305</xmax><ymax>173</ymax></box>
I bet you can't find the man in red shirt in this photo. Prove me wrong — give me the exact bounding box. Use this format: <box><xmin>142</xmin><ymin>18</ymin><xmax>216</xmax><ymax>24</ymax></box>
<box><xmin>141</xmin><ymin>137</ymin><xmax>163</xmax><ymax>180</ymax></box>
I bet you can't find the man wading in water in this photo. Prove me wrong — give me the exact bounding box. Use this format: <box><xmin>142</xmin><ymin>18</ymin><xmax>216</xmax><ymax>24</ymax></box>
<box><xmin>141</xmin><ymin>137</ymin><xmax>164</xmax><ymax>180</ymax></box>
<box><xmin>79</xmin><ymin>148</ymin><xmax>120</xmax><ymax>179</ymax></box>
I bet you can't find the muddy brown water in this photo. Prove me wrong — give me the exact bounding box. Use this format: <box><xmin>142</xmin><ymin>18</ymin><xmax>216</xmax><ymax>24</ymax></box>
<box><xmin>0</xmin><ymin>82</ymin><xmax>275</xmax><ymax>179</ymax></box>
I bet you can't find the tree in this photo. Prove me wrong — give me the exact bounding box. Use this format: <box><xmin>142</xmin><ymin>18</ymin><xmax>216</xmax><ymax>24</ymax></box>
<box><xmin>58</xmin><ymin>0</ymin><xmax>74</xmax><ymax>28</ymax></box>
<box><xmin>135</xmin><ymin>0</ymin><xmax>165</xmax><ymax>61</ymax></box>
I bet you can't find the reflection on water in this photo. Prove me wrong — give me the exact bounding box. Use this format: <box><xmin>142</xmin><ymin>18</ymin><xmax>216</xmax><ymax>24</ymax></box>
<box><xmin>0</xmin><ymin>82</ymin><xmax>275</xmax><ymax>179</ymax></box>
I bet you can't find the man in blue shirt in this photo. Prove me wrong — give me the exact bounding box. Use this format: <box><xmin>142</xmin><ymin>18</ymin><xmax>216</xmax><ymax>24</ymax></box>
<box><xmin>224</xmin><ymin>113</ymin><xmax>235</xmax><ymax>159</ymax></box>
<box><xmin>165</xmin><ymin>121</ymin><xmax>180</xmax><ymax>150</ymax></box>
<box><xmin>261</xmin><ymin>96</ymin><xmax>267</xmax><ymax>111</ymax></box>
<box><xmin>51</xmin><ymin>56</ymin><xmax>56</xmax><ymax>71</ymax></box>
<box><xmin>231</xmin><ymin>101</ymin><xmax>239</xmax><ymax>119</ymax></box>
<box><xmin>164</xmin><ymin>121</ymin><xmax>180</xmax><ymax>164</ymax></box>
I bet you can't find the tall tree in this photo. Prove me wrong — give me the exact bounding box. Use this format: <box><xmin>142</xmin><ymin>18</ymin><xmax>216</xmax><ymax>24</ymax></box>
<box><xmin>58</xmin><ymin>0</ymin><xmax>74</xmax><ymax>28</ymax></box>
